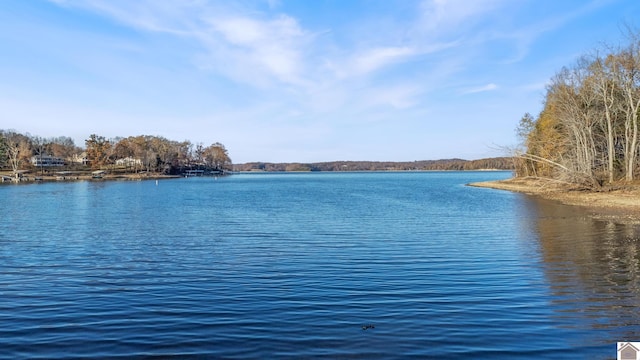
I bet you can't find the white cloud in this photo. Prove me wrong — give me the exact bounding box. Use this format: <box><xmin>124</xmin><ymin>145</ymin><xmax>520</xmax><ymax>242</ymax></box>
<box><xmin>364</xmin><ymin>85</ymin><xmax>422</xmax><ymax>110</ymax></box>
<box><xmin>63</xmin><ymin>0</ymin><xmax>195</xmax><ymax>35</ymax></box>
<box><xmin>205</xmin><ymin>14</ymin><xmax>308</xmax><ymax>85</ymax></box>
<box><xmin>461</xmin><ymin>83</ymin><xmax>499</xmax><ymax>94</ymax></box>
<box><xmin>417</xmin><ymin>0</ymin><xmax>505</xmax><ymax>36</ymax></box>
<box><xmin>48</xmin><ymin>1</ymin><xmax>311</xmax><ymax>87</ymax></box>
<box><xmin>28</xmin><ymin>0</ymin><xmax>630</xmax><ymax>162</ymax></box>
<box><xmin>46</xmin><ymin>1</ymin><xmax>470</xmax><ymax>92</ymax></box>
<box><xmin>350</xmin><ymin>46</ymin><xmax>417</xmax><ymax>76</ymax></box>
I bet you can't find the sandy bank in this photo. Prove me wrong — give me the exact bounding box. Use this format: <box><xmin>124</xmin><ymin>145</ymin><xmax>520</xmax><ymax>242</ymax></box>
<box><xmin>469</xmin><ymin>177</ymin><xmax>640</xmax><ymax>224</ymax></box>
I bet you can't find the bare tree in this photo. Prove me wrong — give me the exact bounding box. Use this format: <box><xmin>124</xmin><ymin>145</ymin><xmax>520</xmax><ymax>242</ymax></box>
<box><xmin>194</xmin><ymin>143</ymin><xmax>205</xmax><ymax>168</ymax></box>
<box><xmin>49</xmin><ymin>136</ymin><xmax>78</xmax><ymax>160</ymax></box>
<box><xmin>30</xmin><ymin>135</ymin><xmax>49</xmax><ymax>175</ymax></box>
<box><xmin>85</xmin><ymin>134</ymin><xmax>112</xmax><ymax>170</ymax></box>
<box><xmin>514</xmin><ymin>113</ymin><xmax>537</xmax><ymax>177</ymax></box>
<box><xmin>590</xmin><ymin>53</ymin><xmax>623</xmax><ymax>183</ymax></box>
<box><xmin>203</xmin><ymin>142</ymin><xmax>232</xmax><ymax>170</ymax></box>
<box><xmin>0</xmin><ymin>134</ymin><xmax>6</xmax><ymax>169</ymax></box>
<box><xmin>1</xmin><ymin>131</ymin><xmax>32</xmax><ymax>176</ymax></box>
<box><xmin>546</xmin><ymin>64</ymin><xmax>601</xmax><ymax>186</ymax></box>
<box><xmin>514</xmin><ymin>26</ymin><xmax>640</xmax><ymax>186</ymax></box>
<box><xmin>612</xmin><ymin>44</ymin><xmax>640</xmax><ymax>181</ymax></box>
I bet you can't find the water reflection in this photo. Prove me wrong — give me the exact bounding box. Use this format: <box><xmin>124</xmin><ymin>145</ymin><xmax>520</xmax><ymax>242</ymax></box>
<box><xmin>523</xmin><ymin>195</ymin><xmax>640</xmax><ymax>344</ymax></box>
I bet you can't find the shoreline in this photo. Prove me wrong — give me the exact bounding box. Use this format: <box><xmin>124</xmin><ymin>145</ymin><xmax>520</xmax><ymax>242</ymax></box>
<box><xmin>1</xmin><ymin>172</ymin><xmax>182</xmax><ymax>184</ymax></box>
<box><xmin>469</xmin><ymin>177</ymin><xmax>640</xmax><ymax>224</ymax></box>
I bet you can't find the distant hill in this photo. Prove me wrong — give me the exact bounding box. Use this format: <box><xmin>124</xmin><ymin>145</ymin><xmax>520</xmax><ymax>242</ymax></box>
<box><xmin>234</xmin><ymin>157</ymin><xmax>514</xmax><ymax>172</ymax></box>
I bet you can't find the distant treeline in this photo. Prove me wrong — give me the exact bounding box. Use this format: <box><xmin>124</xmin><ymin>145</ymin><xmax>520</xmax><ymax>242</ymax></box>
<box><xmin>234</xmin><ymin>157</ymin><xmax>514</xmax><ymax>172</ymax></box>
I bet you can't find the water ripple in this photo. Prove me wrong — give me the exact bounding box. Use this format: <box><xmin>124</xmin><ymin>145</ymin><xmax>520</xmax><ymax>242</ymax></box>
<box><xmin>1</xmin><ymin>172</ymin><xmax>639</xmax><ymax>358</ymax></box>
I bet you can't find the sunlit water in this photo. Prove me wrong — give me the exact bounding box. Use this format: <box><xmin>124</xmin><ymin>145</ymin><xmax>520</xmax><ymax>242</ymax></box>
<box><xmin>1</xmin><ymin>171</ymin><xmax>640</xmax><ymax>359</ymax></box>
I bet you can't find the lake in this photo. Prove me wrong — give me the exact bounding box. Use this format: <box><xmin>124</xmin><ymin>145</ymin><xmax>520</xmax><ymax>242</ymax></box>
<box><xmin>1</xmin><ymin>171</ymin><xmax>639</xmax><ymax>359</ymax></box>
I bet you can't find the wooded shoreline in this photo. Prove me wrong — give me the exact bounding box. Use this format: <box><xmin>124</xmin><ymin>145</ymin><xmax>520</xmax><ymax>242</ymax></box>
<box><xmin>469</xmin><ymin>177</ymin><xmax>640</xmax><ymax>224</ymax></box>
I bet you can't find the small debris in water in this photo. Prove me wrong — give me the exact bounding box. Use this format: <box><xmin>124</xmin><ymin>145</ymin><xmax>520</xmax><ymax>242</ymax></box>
<box><xmin>361</xmin><ymin>324</ymin><xmax>375</xmax><ymax>330</ymax></box>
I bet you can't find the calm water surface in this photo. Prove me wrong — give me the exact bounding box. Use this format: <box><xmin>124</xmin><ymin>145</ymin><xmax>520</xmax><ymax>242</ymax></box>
<box><xmin>1</xmin><ymin>171</ymin><xmax>640</xmax><ymax>359</ymax></box>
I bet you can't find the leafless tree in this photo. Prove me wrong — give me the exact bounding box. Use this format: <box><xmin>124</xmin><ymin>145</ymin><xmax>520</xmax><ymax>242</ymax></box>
<box><xmin>612</xmin><ymin>44</ymin><xmax>640</xmax><ymax>181</ymax></box>
<box><xmin>1</xmin><ymin>130</ymin><xmax>32</xmax><ymax>176</ymax></box>
<box><xmin>30</xmin><ymin>135</ymin><xmax>48</xmax><ymax>175</ymax></box>
<box><xmin>589</xmin><ymin>53</ymin><xmax>623</xmax><ymax>183</ymax></box>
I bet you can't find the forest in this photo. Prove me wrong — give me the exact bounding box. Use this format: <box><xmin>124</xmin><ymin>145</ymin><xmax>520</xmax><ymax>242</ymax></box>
<box><xmin>234</xmin><ymin>157</ymin><xmax>514</xmax><ymax>172</ymax></box>
<box><xmin>0</xmin><ymin>130</ymin><xmax>232</xmax><ymax>176</ymax></box>
<box><xmin>516</xmin><ymin>28</ymin><xmax>640</xmax><ymax>188</ymax></box>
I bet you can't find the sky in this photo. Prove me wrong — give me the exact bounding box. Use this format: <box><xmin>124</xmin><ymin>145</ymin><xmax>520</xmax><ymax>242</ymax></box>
<box><xmin>1</xmin><ymin>0</ymin><xmax>639</xmax><ymax>163</ymax></box>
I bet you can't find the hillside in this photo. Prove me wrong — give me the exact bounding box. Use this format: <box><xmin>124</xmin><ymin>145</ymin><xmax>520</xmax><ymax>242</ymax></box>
<box><xmin>234</xmin><ymin>157</ymin><xmax>514</xmax><ymax>172</ymax></box>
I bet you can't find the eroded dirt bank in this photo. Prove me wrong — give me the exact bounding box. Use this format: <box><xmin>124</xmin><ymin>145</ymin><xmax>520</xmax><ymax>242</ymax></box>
<box><xmin>469</xmin><ymin>177</ymin><xmax>640</xmax><ymax>224</ymax></box>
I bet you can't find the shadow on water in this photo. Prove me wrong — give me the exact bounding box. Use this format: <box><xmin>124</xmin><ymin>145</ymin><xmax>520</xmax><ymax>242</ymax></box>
<box><xmin>521</xmin><ymin>195</ymin><xmax>640</xmax><ymax>345</ymax></box>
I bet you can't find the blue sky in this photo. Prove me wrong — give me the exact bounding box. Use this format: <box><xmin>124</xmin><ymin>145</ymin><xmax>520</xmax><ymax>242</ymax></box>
<box><xmin>1</xmin><ymin>0</ymin><xmax>638</xmax><ymax>163</ymax></box>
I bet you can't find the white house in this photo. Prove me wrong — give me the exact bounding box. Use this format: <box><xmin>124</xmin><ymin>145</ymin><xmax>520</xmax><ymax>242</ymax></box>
<box><xmin>115</xmin><ymin>157</ymin><xmax>143</xmax><ymax>167</ymax></box>
<box><xmin>31</xmin><ymin>154</ymin><xmax>65</xmax><ymax>167</ymax></box>
<box><xmin>70</xmin><ymin>152</ymin><xmax>89</xmax><ymax>165</ymax></box>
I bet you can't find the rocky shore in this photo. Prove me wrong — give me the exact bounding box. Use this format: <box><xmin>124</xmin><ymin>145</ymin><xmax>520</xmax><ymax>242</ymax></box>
<box><xmin>469</xmin><ymin>177</ymin><xmax>640</xmax><ymax>224</ymax></box>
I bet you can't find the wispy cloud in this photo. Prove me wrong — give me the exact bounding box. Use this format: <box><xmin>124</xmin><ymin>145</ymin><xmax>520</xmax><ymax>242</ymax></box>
<box><xmin>202</xmin><ymin>14</ymin><xmax>310</xmax><ymax>86</ymax></box>
<box><xmin>364</xmin><ymin>84</ymin><xmax>423</xmax><ymax>110</ymax></box>
<box><xmin>461</xmin><ymin>83</ymin><xmax>499</xmax><ymax>94</ymax></box>
<box><xmin>55</xmin><ymin>1</ymin><xmax>512</xmax><ymax>115</ymax></box>
<box><xmin>56</xmin><ymin>0</ymin><xmax>195</xmax><ymax>35</ymax></box>
<box><xmin>53</xmin><ymin>1</ymin><xmax>313</xmax><ymax>87</ymax></box>
<box><xmin>416</xmin><ymin>0</ymin><xmax>507</xmax><ymax>37</ymax></box>
<box><xmin>352</xmin><ymin>47</ymin><xmax>417</xmax><ymax>76</ymax></box>
<box><xmin>47</xmin><ymin>0</ymin><xmax>514</xmax><ymax>93</ymax></box>
<box><xmin>17</xmin><ymin>0</ymin><xmax>634</xmax><ymax>162</ymax></box>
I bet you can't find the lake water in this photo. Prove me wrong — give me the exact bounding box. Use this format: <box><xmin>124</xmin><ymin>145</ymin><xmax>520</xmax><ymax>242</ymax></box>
<box><xmin>1</xmin><ymin>171</ymin><xmax>640</xmax><ymax>359</ymax></box>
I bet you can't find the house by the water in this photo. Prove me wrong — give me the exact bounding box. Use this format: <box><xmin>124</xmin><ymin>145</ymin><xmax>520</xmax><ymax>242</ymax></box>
<box><xmin>30</xmin><ymin>154</ymin><xmax>65</xmax><ymax>167</ymax></box>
